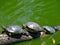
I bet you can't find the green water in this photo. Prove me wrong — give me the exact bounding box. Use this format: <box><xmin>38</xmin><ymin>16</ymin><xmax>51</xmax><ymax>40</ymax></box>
<box><xmin>0</xmin><ymin>0</ymin><xmax>60</xmax><ymax>45</ymax></box>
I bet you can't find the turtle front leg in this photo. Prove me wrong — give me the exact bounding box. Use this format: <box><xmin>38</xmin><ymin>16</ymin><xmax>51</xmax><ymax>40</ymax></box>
<box><xmin>8</xmin><ymin>33</ymin><xmax>12</xmax><ymax>36</ymax></box>
<box><xmin>3</xmin><ymin>32</ymin><xmax>12</xmax><ymax>37</ymax></box>
<box><xmin>1</xmin><ymin>30</ymin><xmax>6</xmax><ymax>34</ymax></box>
<box><xmin>1</xmin><ymin>31</ymin><xmax>11</xmax><ymax>37</ymax></box>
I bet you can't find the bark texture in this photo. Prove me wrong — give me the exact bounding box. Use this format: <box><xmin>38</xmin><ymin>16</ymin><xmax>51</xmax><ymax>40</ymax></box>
<box><xmin>0</xmin><ymin>34</ymin><xmax>32</xmax><ymax>45</ymax></box>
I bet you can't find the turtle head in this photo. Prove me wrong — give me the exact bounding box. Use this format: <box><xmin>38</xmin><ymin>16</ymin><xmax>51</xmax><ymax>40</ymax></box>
<box><xmin>22</xmin><ymin>24</ymin><xmax>26</xmax><ymax>29</ymax></box>
<box><xmin>1</xmin><ymin>25</ymin><xmax>7</xmax><ymax>30</ymax></box>
<box><xmin>22</xmin><ymin>24</ymin><xmax>29</xmax><ymax>31</ymax></box>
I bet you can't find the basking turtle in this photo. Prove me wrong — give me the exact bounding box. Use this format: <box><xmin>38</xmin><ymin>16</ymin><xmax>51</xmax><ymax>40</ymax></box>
<box><xmin>22</xmin><ymin>22</ymin><xmax>45</xmax><ymax>38</ymax></box>
<box><xmin>1</xmin><ymin>25</ymin><xmax>29</xmax><ymax>37</ymax></box>
<box><xmin>54</xmin><ymin>26</ymin><xmax>60</xmax><ymax>31</ymax></box>
<box><xmin>42</xmin><ymin>26</ymin><xmax>55</xmax><ymax>34</ymax></box>
<box><xmin>22</xmin><ymin>22</ymin><xmax>44</xmax><ymax>32</ymax></box>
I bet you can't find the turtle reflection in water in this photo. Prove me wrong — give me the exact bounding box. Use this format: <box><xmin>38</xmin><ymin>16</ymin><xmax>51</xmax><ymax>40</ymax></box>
<box><xmin>1</xmin><ymin>25</ymin><xmax>30</xmax><ymax>38</ymax></box>
<box><xmin>22</xmin><ymin>22</ymin><xmax>45</xmax><ymax>38</ymax></box>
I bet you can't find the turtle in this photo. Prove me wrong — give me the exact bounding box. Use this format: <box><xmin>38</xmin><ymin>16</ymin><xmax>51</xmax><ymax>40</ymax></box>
<box><xmin>54</xmin><ymin>26</ymin><xmax>60</xmax><ymax>31</ymax></box>
<box><xmin>1</xmin><ymin>25</ymin><xmax>30</xmax><ymax>38</ymax></box>
<box><xmin>22</xmin><ymin>22</ymin><xmax>44</xmax><ymax>32</ymax></box>
<box><xmin>42</xmin><ymin>26</ymin><xmax>55</xmax><ymax>34</ymax></box>
<box><xmin>22</xmin><ymin>22</ymin><xmax>45</xmax><ymax>38</ymax></box>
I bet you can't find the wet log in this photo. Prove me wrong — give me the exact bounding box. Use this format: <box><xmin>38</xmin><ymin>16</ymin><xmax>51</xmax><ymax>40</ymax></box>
<box><xmin>0</xmin><ymin>34</ymin><xmax>32</xmax><ymax>45</ymax></box>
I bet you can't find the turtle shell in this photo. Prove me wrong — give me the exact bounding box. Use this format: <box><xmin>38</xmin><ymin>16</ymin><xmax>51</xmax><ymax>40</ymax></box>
<box><xmin>42</xmin><ymin>26</ymin><xmax>55</xmax><ymax>34</ymax></box>
<box><xmin>2</xmin><ymin>25</ymin><xmax>29</xmax><ymax>34</ymax></box>
<box><xmin>23</xmin><ymin>22</ymin><xmax>44</xmax><ymax>32</ymax></box>
<box><xmin>54</xmin><ymin>26</ymin><xmax>60</xmax><ymax>30</ymax></box>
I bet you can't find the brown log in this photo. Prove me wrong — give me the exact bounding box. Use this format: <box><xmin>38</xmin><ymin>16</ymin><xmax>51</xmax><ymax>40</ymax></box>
<box><xmin>0</xmin><ymin>34</ymin><xmax>32</xmax><ymax>45</ymax></box>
